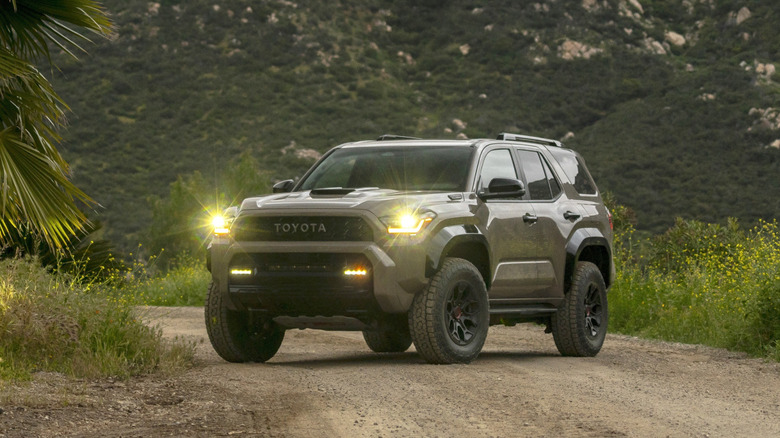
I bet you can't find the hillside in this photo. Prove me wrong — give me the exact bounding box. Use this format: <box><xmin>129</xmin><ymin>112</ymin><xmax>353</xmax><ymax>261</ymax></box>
<box><xmin>47</xmin><ymin>0</ymin><xmax>780</xmax><ymax>252</ymax></box>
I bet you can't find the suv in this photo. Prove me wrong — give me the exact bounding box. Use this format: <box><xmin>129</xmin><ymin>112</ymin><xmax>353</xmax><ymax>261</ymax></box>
<box><xmin>205</xmin><ymin>133</ymin><xmax>614</xmax><ymax>364</ymax></box>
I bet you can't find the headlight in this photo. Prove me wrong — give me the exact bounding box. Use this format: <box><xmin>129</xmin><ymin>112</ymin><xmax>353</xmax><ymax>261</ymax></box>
<box><xmin>212</xmin><ymin>215</ymin><xmax>230</xmax><ymax>236</ymax></box>
<box><xmin>211</xmin><ymin>206</ymin><xmax>238</xmax><ymax>236</ymax></box>
<box><xmin>381</xmin><ymin>211</ymin><xmax>436</xmax><ymax>234</ymax></box>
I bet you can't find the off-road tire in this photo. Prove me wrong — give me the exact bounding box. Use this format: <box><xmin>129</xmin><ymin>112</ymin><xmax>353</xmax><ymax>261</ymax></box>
<box><xmin>362</xmin><ymin>315</ymin><xmax>413</xmax><ymax>353</ymax></box>
<box><xmin>551</xmin><ymin>261</ymin><xmax>608</xmax><ymax>357</ymax></box>
<box><xmin>409</xmin><ymin>258</ymin><xmax>489</xmax><ymax>364</ymax></box>
<box><xmin>205</xmin><ymin>282</ymin><xmax>284</xmax><ymax>363</ymax></box>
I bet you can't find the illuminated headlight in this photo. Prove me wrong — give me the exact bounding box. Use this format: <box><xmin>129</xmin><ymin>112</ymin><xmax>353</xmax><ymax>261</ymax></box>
<box><xmin>382</xmin><ymin>211</ymin><xmax>436</xmax><ymax>234</ymax></box>
<box><xmin>212</xmin><ymin>215</ymin><xmax>230</xmax><ymax>236</ymax></box>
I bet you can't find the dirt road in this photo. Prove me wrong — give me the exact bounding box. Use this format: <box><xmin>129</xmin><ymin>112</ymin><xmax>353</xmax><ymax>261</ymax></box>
<box><xmin>2</xmin><ymin>306</ymin><xmax>779</xmax><ymax>437</ymax></box>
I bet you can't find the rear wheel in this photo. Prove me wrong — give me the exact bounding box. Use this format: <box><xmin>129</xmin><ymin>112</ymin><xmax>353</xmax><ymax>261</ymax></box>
<box><xmin>363</xmin><ymin>315</ymin><xmax>413</xmax><ymax>353</ymax></box>
<box><xmin>409</xmin><ymin>258</ymin><xmax>489</xmax><ymax>364</ymax></box>
<box><xmin>551</xmin><ymin>261</ymin><xmax>608</xmax><ymax>357</ymax></box>
<box><xmin>205</xmin><ymin>282</ymin><xmax>284</xmax><ymax>362</ymax></box>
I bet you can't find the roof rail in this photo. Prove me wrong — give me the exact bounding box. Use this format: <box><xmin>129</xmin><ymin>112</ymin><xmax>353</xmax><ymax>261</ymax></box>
<box><xmin>496</xmin><ymin>132</ymin><xmax>562</xmax><ymax>147</ymax></box>
<box><xmin>376</xmin><ymin>134</ymin><xmax>422</xmax><ymax>141</ymax></box>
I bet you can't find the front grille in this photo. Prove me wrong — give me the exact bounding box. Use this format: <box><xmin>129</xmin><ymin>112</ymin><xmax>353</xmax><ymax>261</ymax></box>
<box><xmin>232</xmin><ymin>216</ymin><xmax>373</xmax><ymax>242</ymax></box>
<box><xmin>228</xmin><ymin>253</ymin><xmax>375</xmax><ymax>316</ymax></box>
<box><xmin>229</xmin><ymin>253</ymin><xmax>372</xmax><ymax>290</ymax></box>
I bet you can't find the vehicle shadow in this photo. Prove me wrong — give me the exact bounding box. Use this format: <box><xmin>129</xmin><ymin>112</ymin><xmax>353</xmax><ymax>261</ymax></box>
<box><xmin>268</xmin><ymin>350</ymin><xmax>560</xmax><ymax>368</ymax></box>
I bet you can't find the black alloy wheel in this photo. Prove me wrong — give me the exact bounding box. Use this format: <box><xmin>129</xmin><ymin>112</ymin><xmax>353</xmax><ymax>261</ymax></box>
<box><xmin>445</xmin><ymin>280</ymin><xmax>482</xmax><ymax>346</ymax></box>
<box><xmin>584</xmin><ymin>281</ymin><xmax>604</xmax><ymax>339</ymax></box>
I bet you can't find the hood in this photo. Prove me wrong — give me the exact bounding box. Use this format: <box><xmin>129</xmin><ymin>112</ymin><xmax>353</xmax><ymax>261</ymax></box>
<box><xmin>239</xmin><ymin>188</ymin><xmax>460</xmax><ymax>217</ymax></box>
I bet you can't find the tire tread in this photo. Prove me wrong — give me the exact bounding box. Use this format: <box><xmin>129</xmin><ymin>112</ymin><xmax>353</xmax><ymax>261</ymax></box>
<box><xmin>409</xmin><ymin>258</ymin><xmax>488</xmax><ymax>364</ymax></box>
<box><xmin>204</xmin><ymin>282</ymin><xmax>284</xmax><ymax>363</ymax></box>
<box><xmin>551</xmin><ymin>261</ymin><xmax>607</xmax><ymax>357</ymax></box>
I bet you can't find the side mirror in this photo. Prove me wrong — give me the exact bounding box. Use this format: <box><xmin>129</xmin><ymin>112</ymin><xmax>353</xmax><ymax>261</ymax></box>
<box><xmin>272</xmin><ymin>179</ymin><xmax>295</xmax><ymax>193</ymax></box>
<box><xmin>478</xmin><ymin>178</ymin><xmax>526</xmax><ymax>200</ymax></box>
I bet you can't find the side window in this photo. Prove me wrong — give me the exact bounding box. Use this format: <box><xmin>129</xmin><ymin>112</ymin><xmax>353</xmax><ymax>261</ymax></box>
<box><xmin>549</xmin><ymin>148</ymin><xmax>597</xmax><ymax>195</ymax></box>
<box><xmin>517</xmin><ymin>150</ymin><xmax>561</xmax><ymax>200</ymax></box>
<box><xmin>546</xmin><ymin>160</ymin><xmax>562</xmax><ymax>197</ymax></box>
<box><xmin>478</xmin><ymin>149</ymin><xmax>517</xmax><ymax>191</ymax></box>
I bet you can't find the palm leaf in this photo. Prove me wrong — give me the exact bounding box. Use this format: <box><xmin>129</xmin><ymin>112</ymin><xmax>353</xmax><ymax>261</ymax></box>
<box><xmin>0</xmin><ymin>1</ymin><xmax>112</xmax><ymax>61</ymax></box>
<box><xmin>0</xmin><ymin>1</ymin><xmax>111</xmax><ymax>248</ymax></box>
<box><xmin>0</xmin><ymin>128</ymin><xmax>90</xmax><ymax>247</ymax></box>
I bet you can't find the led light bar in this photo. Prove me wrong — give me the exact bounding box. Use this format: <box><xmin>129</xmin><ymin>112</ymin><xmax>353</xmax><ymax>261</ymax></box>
<box><xmin>344</xmin><ymin>269</ymin><xmax>368</xmax><ymax>276</ymax></box>
<box><xmin>230</xmin><ymin>269</ymin><xmax>253</xmax><ymax>276</ymax></box>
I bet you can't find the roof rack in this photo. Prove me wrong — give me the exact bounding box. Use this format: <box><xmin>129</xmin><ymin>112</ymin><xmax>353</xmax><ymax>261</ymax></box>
<box><xmin>376</xmin><ymin>134</ymin><xmax>422</xmax><ymax>141</ymax></box>
<box><xmin>496</xmin><ymin>132</ymin><xmax>562</xmax><ymax>147</ymax></box>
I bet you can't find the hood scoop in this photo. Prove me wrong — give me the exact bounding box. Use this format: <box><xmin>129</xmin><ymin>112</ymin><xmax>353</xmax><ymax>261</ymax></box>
<box><xmin>310</xmin><ymin>187</ymin><xmax>355</xmax><ymax>196</ymax></box>
<box><xmin>310</xmin><ymin>187</ymin><xmax>380</xmax><ymax>197</ymax></box>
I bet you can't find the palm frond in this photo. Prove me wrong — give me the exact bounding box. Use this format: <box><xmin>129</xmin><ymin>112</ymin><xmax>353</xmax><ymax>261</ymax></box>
<box><xmin>0</xmin><ymin>1</ymin><xmax>111</xmax><ymax>248</ymax></box>
<box><xmin>0</xmin><ymin>127</ymin><xmax>90</xmax><ymax>248</ymax></box>
<box><xmin>0</xmin><ymin>1</ymin><xmax>112</xmax><ymax>62</ymax></box>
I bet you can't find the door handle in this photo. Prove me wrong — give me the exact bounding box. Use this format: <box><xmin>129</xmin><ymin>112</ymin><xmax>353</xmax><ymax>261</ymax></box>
<box><xmin>523</xmin><ymin>213</ymin><xmax>538</xmax><ymax>224</ymax></box>
<box><xmin>563</xmin><ymin>211</ymin><xmax>581</xmax><ymax>220</ymax></box>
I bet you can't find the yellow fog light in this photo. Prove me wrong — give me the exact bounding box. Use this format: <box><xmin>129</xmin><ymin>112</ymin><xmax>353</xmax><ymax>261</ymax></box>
<box><xmin>344</xmin><ymin>268</ymin><xmax>368</xmax><ymax>276</ymax></box>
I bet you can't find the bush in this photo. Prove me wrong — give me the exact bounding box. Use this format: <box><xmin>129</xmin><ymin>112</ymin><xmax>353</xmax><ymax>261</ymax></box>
<box><xmin>610</xmin><ymin>218</ymin><xmax>780</xmax><ymax>360</ymax></box>
<box><xmin>119</xmin><ymin>254</ymin><xmax>210</xmax><ymax>307</ymax></box>
<box><xmin>650</xmin><ymin>217</ymin><xmax>744</xmax><ymax>273</ymax></box>
<box><xmin>145</xmin><ymin>150</ymin><xmax>273</xmax><ymax>266</ymax></box>
<box><xmin>0</xmin><ymin>258</ymin><xmax>194</xmax><ymax>380</ymax></box>
<box><xmin>750</xmin><ymin>278</ymin><xmax>780</xmax><ymax>360</ymax></box>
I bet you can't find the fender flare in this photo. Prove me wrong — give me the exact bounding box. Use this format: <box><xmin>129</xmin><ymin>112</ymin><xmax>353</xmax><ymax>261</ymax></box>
<box><xmin>564</xmin><ymin>228</ymin><xmax>613</xmax><ymax>290</ymax></box>
<box><xmin>426</xmin><ymin>224</ymin><xmax>490</xmax><ymax>282</ymax></box>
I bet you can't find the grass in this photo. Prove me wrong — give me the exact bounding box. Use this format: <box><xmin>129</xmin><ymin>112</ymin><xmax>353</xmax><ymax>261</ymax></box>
<box><xmin>609</xmin><ymin>219</ymin><xmax>780</xmax><ymax>361</ymax></box>
<box><xmin>118</xmin><ymin>254</ymin><xmax>210</xmax><ymax>307</ymax></box>
<box><xmin>0</xmin><ymin>257</ymin><xmax>195</xmax><ymax>381</ymax></box>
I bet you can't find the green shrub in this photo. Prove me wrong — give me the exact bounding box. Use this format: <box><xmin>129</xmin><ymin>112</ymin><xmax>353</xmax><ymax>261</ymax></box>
<box><xmin>120</xmin><ymin>254</ymin><xmax>210</xmax><ymax>307</ymax></box>
<box><xmin>0</xmin><ymin>258</ymin><xmax>194</xmax><ymax>380</ymax></box>
<box><xmin>748</xmin><ymin>277</ymin><xmax>780</xmax><ymax>359</ymax></box>
<box><xmin>610</xmin><ymin>218</ymin><xmax>780</xmax><ymax>360</ymax></box>
<box><xmin>650</xmin><ymin>217</ymin><xmax>745</xmax><ymax>273</ymax></box>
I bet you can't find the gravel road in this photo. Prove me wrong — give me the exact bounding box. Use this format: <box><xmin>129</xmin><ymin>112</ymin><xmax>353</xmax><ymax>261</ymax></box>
<box><xmin>2</xmin><ymin>306</ymin><xmax>779</xmax><ymax>437</ymax></box>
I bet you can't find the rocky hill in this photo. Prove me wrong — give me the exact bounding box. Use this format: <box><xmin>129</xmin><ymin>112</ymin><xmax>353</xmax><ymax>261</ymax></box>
<box><xmin>48</xmin><ymin>0</ymin><xmax>779</xmax><ymax>251</ymax></box>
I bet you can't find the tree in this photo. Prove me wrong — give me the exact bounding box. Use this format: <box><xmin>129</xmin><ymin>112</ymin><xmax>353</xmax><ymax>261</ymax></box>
<box><xmin>146</xmin><ymin>151</ymin><xmax>273</xmax><ymax>265</ymax></box>
<box><xmin>0</xmin><ymin>1</ymin><xmax>111</xmax><ymax>248</ymax></box>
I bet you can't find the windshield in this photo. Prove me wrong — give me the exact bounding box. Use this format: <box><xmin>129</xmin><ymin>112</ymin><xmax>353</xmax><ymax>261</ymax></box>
<box><xmin>298</xmin><ymin>146</ymin><xmax>474</xmax><ymax>192</ymax></box>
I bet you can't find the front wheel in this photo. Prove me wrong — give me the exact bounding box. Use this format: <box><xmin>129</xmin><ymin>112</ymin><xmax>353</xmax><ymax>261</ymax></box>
<box><xmin>409</xmin><ymin>258</ymin><xmax>489</xmax><ymax>364</ymax></box>
<box><xmin>551</xmin><ymin>261</ymin><xmax>608</xmax><ymax>357</ymax></box>
<box><xmin>205</xmin><ymin>282</ymin><xmax>284</xmax><ymax>363</ymax></box>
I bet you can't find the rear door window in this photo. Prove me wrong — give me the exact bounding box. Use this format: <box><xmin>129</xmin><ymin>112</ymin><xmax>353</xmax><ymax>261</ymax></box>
<box><xmin>517</xmin><ymin>150</ymin><xmax>562</xmax><ymax>200</ymax></box>
<box><xmin>548</xmin><ymin>149</ymin><xmax>597</xmax><ymax>195</ymax></box>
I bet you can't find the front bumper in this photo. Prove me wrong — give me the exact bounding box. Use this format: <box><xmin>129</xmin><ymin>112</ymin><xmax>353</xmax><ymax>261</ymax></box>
<box><xmin>209</xmin><ymin>239</ymin><xmax>428</xmax><ymax>316</ymax></box>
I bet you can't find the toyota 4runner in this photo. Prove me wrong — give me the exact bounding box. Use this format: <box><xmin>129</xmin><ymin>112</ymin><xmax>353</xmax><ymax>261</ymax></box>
<box><xmin>205</xmin><ymin>133</ymin><xmax>614</xmax><ymax>364</ymax></box>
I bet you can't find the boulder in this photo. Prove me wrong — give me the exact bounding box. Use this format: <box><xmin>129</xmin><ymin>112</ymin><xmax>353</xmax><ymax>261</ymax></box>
<box><xmin>665</xmin><ymin>31</ymin><xmax>686</xmax><ymax>47</ymax></box>
<box><xmin>736</xmin><ymin>7</ymin><xmax>751</xmax><ymax>25</ymax></box>
<box><xmin>628</xmin><ymin>0</ymin><xmax>643</xmax><ymax>14</ymax></box>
